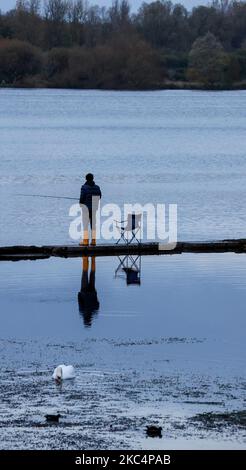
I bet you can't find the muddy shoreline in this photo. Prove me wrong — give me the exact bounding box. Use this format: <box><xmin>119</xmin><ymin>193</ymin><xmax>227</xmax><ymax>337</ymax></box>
<box><xmin>0</xmin><ymin>337</ymin><xmax>245</xmax><ymax>450</ymax></box>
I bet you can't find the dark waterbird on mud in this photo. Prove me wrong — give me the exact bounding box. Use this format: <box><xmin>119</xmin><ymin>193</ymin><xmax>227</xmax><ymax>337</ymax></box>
<box><xmin>45</xmin><ymin>414</ymin><xmax>61</xmax><ymax>423</ymax></box>
<box><xmin>146</xmin><ymin>425</ymin><xmax>162</xmax><ymax>438</ymax></box>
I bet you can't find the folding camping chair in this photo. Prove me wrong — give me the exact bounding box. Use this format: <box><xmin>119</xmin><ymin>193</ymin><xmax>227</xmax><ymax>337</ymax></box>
<box><xmin>115</xmin><ymin>255</ymin><xmax>141</xmax><ymax>285</ymax></box>
<box><xmin>115</xmin><ymin>213</ymin><xmax>142</xmax><ymax>245</ymax></box>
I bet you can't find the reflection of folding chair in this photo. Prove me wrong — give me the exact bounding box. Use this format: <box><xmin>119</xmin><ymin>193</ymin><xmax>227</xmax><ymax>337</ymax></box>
<box><xmin>115</xmin><ymin>213</ymin><xmax>142</xmax><ymax>245</ymax></box>
<box><xmin>115</xmin><ymin>255</ymin><xmax>141</xmax><ymax>285</ymax></box>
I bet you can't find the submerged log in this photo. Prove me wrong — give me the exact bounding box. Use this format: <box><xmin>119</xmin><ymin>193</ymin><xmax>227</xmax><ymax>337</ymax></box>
<box><xmin>0</xmin><ymin>239</ymin><xmax>246</xmax><ymax>261</ymax></box>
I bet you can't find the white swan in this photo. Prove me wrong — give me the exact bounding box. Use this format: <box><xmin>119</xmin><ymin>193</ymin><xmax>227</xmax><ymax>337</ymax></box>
<box><xmin>52</xmin><ymin>364</ymin><xmax>75</xmax><ymax>381</ymax></box>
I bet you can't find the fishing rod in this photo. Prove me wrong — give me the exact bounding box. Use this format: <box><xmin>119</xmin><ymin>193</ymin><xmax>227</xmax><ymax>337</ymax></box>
<box><xmin>17</xmin><ymin>193</ymin><xmax>78</xmax><ymax>201</ymax></box>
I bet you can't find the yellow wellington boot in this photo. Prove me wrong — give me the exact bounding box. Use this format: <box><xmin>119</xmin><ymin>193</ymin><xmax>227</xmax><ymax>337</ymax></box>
<box><xmin>79</xmin><ymin>239</ymin><xmax>89</xmax><ymax>246</ymax></box>
<box><xmin>79</xmin><ymin>230</ymin><xmax>89</xmax><ymax>246</ymax></box>
<box><xmin>91</xmin><ymin>230</ymin><xmax>97</xmax><ymax>246</ymax></box>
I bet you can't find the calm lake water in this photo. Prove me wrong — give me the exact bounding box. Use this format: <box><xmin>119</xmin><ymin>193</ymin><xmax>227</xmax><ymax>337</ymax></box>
<box><xmin>0</xmin><ymin>254</ymin><xmax>245</xmax><ymax>449</ymax></box>
<box><xmin>0</xmin><ymin>89</ymin><xmax>246</xmax><ymax>245</ymax></box>
<box><xmin>0</xmin><ymin>90</ymin><xmax>245</xmax><ymax>450</ymax></box>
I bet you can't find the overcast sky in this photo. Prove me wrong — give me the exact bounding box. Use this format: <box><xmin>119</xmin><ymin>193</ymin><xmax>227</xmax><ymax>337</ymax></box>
<box><xmin>0</xmin><ymin>0</ymin><xmax>208</xmax><ymax>13</ymax></box>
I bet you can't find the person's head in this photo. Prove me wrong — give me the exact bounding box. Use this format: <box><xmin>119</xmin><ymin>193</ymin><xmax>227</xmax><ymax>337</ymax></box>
<box><xmin>86</xmin><ymin>173</ymin><xmax>94</xmax><ymax>183</ymax></box>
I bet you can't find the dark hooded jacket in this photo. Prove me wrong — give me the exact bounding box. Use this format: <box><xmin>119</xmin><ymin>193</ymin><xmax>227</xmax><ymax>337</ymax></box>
<box><xmin>79</xmin><ymin>181</ymin><xmax>102</xmax><ymax>210</ymax></box>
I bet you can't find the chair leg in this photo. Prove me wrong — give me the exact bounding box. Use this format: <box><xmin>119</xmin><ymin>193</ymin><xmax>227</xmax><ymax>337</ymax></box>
<box><xmin>115</xmin><ymin>255</ymin><xmax>126</xmax><ymax>275</ymax></box>
<box><xmin>116</xmin><ymin>230</ymin><xmax>125</xmax><ymax>244</ymax></box>
<box><xmin>120</xmin><ymin>255</ymin><xmax>128</xmax><ymax>267</ymax></box>
<box><xmin>116</xmin><ymin>229</ymin><xmax>129</xmax><ymax>245</ymax></box>
<box><xmin>123</xmin><ymin>234</ymin><xmax>129</xmax><ymax>244</ymax></box>
<box><xmin>134</xmin><ymin>228</ymin><xmax>141</xmax><ymax>244</ymax></box>
<box><xmin>127</xmin><ymin>228</ymin><xmax>141</xmax><ymax>245</ymax></box>
<box><xmin>129</xmin><ymin>233</ymin><xmax>137</xmax><ymax>244</ymax></box>
<box><xmin>130</xmin><ymin>255</ymin><xmax>140</xmax><ymax>271</ymax></box>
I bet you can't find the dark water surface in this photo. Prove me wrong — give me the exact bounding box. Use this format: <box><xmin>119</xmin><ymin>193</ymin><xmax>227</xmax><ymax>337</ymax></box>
<box><xmin>0</xmin><ymin>254</ymin><xmax>245</xmax><ymax>449</ymax></box>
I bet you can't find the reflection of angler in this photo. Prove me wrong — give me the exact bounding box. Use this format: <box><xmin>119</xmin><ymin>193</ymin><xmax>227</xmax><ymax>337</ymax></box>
<box><xmin>78</xmin><ymin>257</ymin><xmax>100</xmax><ymax>327</ymax></box>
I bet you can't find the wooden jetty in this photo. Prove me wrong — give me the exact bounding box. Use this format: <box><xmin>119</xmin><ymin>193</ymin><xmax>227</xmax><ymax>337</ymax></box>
<box><xmin>0</xmin><ymin>239</ymin><xmax>246</xmax><ymax>261</ymax></box>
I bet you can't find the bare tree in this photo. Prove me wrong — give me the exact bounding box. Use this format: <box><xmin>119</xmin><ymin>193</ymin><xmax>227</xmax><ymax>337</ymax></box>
<box><xmin>16</xmin><ymin>0</ymin><xmax>29</xmax><ymax>11</ymax></box>
<box><xmin>29</xmin><ymin>0</ymin><xmax>41</xmax><ymax>15</ymax></box>
<box><xmin>108</xmin><ymin>0</ymin><xmax>130</xmax><ymax>29</ymax></box>
<box><xmin>44</xmin><ymin>0</ymin><xmax>71</xmax><ymax>47</ymax></box>
<box><xmin>67</xmin><ymin>0</ymin><xmax>89</xmax><ymax>45</ymax></box>
<box><xmin>44</xmin><ymin>0</ymin><xmax>70</xmax><ymax>22</ymax></box>
<box><xmin>68</xmin><ymin>0</ymin><xmax>88</xmax><ymax>24</ymax></box>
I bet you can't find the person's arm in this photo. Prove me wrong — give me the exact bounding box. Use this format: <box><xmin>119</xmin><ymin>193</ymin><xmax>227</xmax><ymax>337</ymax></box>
<box><xmin>96</xmin><ymin>185</ymin><xmax>102</xmax><ymax>199</ymax></box>
<box><xmin>80</xmin><ymin>187</ymin><xmax>86</xmax><ymax>205</ymax></box>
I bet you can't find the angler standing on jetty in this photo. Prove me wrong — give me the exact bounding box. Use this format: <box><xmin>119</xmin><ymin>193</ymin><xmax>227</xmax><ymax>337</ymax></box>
<box><xmin>79</xmin><ymin>173</ymin><xmax>102</xmax><ymax>246</ymax></box>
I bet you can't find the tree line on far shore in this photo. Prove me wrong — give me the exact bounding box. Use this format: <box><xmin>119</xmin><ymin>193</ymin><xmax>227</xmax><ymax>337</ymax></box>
<box><xmin>0</xmin><ymin>0</ymin><xmax>246</xmax><ymax>90</ymax></box>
